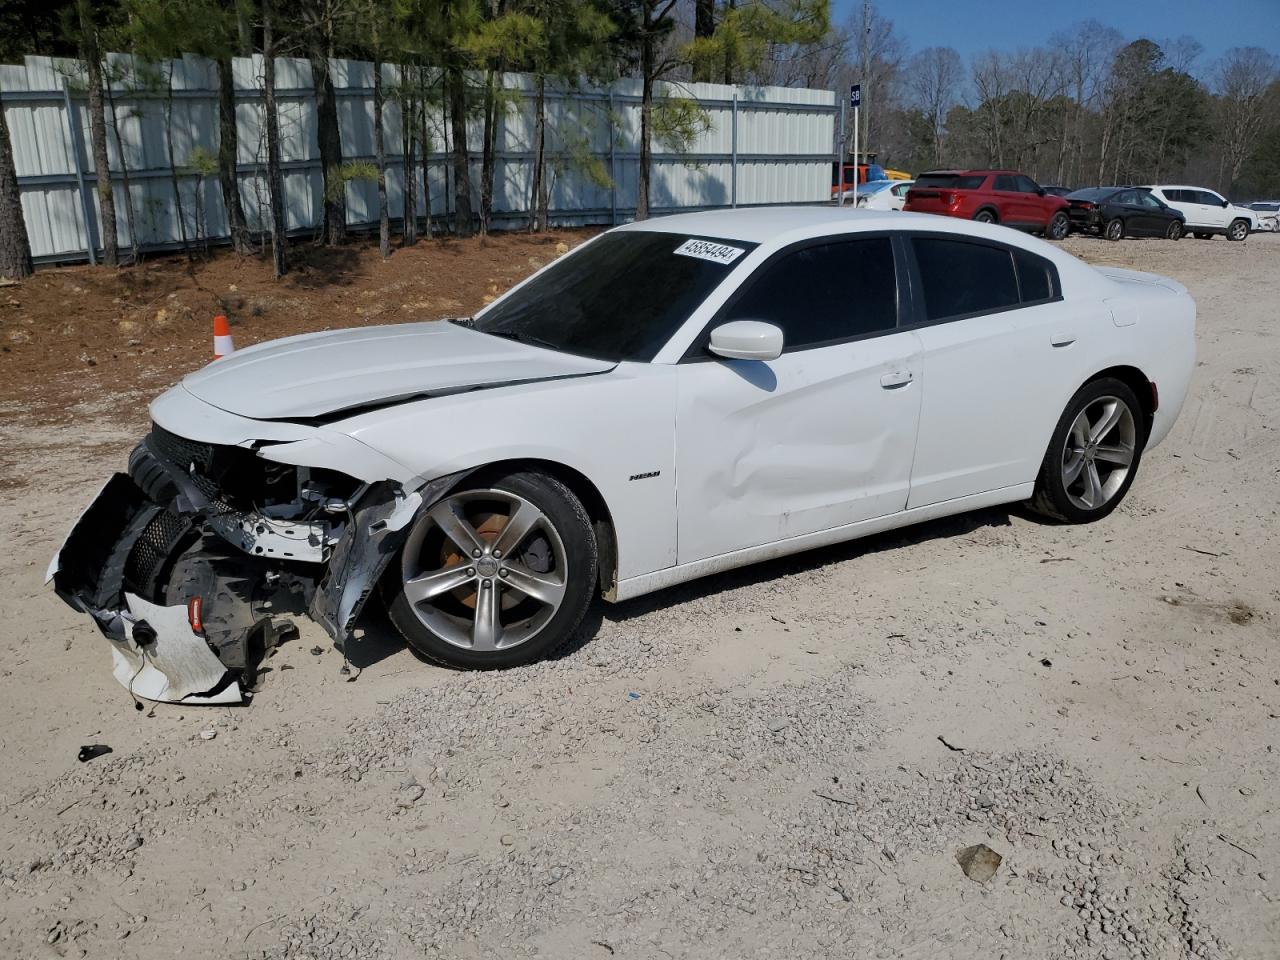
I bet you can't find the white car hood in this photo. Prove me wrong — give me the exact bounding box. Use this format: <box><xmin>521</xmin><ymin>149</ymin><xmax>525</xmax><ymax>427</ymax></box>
<box><xmin>182</xmin><ymin>321</ymin><xmax>615</xmax><ymax>420</ymax></box>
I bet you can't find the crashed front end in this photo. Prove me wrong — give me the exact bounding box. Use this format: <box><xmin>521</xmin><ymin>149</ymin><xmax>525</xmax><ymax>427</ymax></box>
<box><xmin>48</xmin><ymin>416</ymin><xmax>424</xmax><ymax>705</ymax></box>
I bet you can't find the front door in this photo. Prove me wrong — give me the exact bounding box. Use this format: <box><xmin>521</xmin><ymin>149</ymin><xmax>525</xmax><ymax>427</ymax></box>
<box><xmin>674</xmin><ymin>236</ymin><xmax>924</xmax><ymax>563</ymax></box>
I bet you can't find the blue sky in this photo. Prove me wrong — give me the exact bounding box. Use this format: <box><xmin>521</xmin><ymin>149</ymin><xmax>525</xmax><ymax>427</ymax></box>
<box><xmin>832</xmin><ymin>0</ymin><xmax>1280</xmax><ymax>73</ymax></box>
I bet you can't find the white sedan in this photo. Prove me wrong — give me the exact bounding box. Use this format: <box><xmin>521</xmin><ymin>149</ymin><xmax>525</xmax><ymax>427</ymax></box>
<box><xmin>855</xmin><ymin>179</ymin><xmax>915</xmax><ymax>211</ymax></box>
<box><xmin>49</xmin><ymin>209</ymin><xmax>1196</xmax><ymax>697</ymax></box>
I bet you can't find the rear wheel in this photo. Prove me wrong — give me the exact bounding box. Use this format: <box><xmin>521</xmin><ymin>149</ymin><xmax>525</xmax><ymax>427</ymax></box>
<box><xmin>385</xmin><ymin>469</ymin><xmax>597</xmax><ymax>669</ymax></box>
<box><xmin>1104</xmin><ymin>218</ymin><xmax>1124</xmax><ymax>242</ymax></box>
<box><xmin>1029</xmin><ymin>378</ymin><xmax>1145</xmax><ymax>524</ymax></box>
<box><xmin>1166</xmin><ymin>220</ymin><xmax>1183</xmax><ymax>240</ymax></box>
<box><xmin>1227</xmin><ymin>219</ymin><xmax>1249</xmax><ymax>241</ymax></box>
<box><xmin>973</xmin><ymin>209</ymin><xmax>997</xmax><ymax>224</ymax></box>
<box><xmin>1046</xmin><ymin>211</ymin><xmax>1070</xmax><ymax>240</ymax></box>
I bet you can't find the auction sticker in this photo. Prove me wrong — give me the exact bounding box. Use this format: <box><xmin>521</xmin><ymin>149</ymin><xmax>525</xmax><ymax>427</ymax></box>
<box><xmin>674</xmin><ymin>238</ymin><xmax>746</xmax><ymax>265</ymax></box>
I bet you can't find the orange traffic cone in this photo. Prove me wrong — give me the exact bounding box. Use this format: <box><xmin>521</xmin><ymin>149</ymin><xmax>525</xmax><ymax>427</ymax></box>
<box><xmin>213</xmin><ymin>315</ymin><xmax>235</xmax><ymax>359</ymax></box>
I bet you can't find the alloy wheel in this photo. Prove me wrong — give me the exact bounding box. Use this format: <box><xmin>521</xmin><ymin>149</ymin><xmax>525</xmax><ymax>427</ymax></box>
<box><xmin>1166</xmin><ymin>221</ymin><xmax>1182</xmax><ymax>240</ymax></box>
<box><xmin>1048</xmin><ymin>213</ymin><xmax>1069</xmax><ymax>240</ymax></box>
<box><xmin>1061</xmin><ymin>396</ymin><xmax>1137</xmax><ymax>511</ymax></box>
<box><xmin>1106</xmin><ymin>219</ymin><xmax>1123</xmax><ymax>241</ymax></box>
<box><xmin>1228</xmin><ymin>220</ymin><xmax>1248</xmax><ymax>241</ymax></box>
<box><xmin>399</xmin><ymin>490</ymin><xmax>568</xmax><ymax>652</ymax></box>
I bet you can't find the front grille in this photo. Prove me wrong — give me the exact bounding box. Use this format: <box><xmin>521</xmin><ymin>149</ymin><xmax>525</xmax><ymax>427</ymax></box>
<box><xmin>152</xmin><ymin>424</ymin><xmax>214</xmax><ymax>472</ymax></box>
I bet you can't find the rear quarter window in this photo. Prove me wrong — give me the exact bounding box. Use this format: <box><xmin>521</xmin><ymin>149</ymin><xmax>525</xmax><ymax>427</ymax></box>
<box><xmin>1014</xmin><ymin>250</ymin><xmax>1060</xmax><ymax>304</ymax></box>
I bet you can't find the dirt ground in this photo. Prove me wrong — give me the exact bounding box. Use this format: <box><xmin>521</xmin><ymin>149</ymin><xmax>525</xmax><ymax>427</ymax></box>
<box><xmin>0</xmin><ymin>229</ymin><xmax>1277</xmax><ymax>960</ymax></box>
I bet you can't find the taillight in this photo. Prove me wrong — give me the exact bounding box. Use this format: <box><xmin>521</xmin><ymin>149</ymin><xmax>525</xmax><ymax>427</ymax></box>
<box><xmin>943</xmin><ymin>192</ymin><xmax>959</xmax><ymax>205</ymax></box>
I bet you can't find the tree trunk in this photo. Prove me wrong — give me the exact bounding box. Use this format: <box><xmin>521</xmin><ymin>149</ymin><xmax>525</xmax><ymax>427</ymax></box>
<box><xmin>262</xmin><ymin>0</ymin><xmax>287</xmax><ymax>278</ymax></box>
<box><xmin>373</xmin><ymin>57</ymin><xmax>389</xmax><ymax>258</ymax></box>
<box><xmin>693</xmin><ymin>0</ymin><xmax>714</xmax><ymax>83</ymax></box>
<box><xmin>401</xmin><ymin>87</ymin><xmax>417</xmax><ymax>246</ymax></box>
<box><xmin>0</xmin><ymin>110</ymin><xmax>33</xmax><ymax>279</ymax></box>
<box><xmin>637</xmin><ymin>29</ymin><xmax>654</xmax><ymax>221</ymax></box>
<box><xmin>105</xmin><ymin>84</ymin><xmax>139</xmax><ymax>263</ymax></box>
<box><xmin>722</xmin><ymin>0</ymin><xmax>736</xmax><ymax>84</ymax></box>
<box><xmin>163</xmin><ymin>67</ymin><xmax>191</xmax><ymax>257</ymax></box>
<box><xmin>479</xmin><ymin>67</ymin><xmax>497</xmax><ymax>235</ymax></box>
<box><xmin>529</xmin><ymin>74</ymin><xmax>545</xmax><ymax>232</ymax></box>
<box><xmin>420</xmin><ymin>68</ymin><xmax>433</xmax><ymax>239</ymax></box>
<box><xmin>312</xmin><ymin>50</ymin><xmax>346</xmax><ymax>246</ymax></box>
<box><xmin>446</xmin><ymin>65</ymin><xmax>473</xmax><ymax>237</ymax></box>
<box><xmin>80</xmin><ymin>4</ymin><xmax>117</xmax><ymax>268</ymax></box>
<box><xmin>216</xmin><ymin>55</ymin><xmax>252</xmax><ymax>254</ymax></box>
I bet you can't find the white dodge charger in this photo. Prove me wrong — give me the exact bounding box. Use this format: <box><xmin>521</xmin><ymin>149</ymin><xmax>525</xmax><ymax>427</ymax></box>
<box><xmin>50</xmin><ymin>209</ymin><xmax>1195</xmax><ymax>700</ymax></box>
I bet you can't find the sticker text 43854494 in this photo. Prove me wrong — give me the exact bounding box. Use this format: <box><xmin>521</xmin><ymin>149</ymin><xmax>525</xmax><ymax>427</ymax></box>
<box><xmin>673</xmin><ymin>239</ymin><xmax>746</xmax><ymax>265</ymax></box>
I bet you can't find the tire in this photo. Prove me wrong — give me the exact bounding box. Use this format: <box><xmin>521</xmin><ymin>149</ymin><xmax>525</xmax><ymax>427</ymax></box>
<box><xmin>1166</xmin><ymin>220</ymin><xmax>1183</xmax><ymax>240</ymax></box>
<box><xmin>1104</xmin><ymin>218</ymin><xmax>1124</xmax><ymax>242</ymax></box>
<box><xmin>1193</xmin><ymin>232</ymin><xmax>1213</xmax><ymax>240</ymax></box>
<box><xmin>1227</xmin><ymin>218</ymin><xmax>1249</xmax><ymax>241</ymax></box>
<box><xmin>973</xmin><ymin>209</ymin><xmax>997</xmax><ymax>224</ymax></box>
<box><xmin>384</xmin><ymin>468</ymin><xmax>597</xmax><ymax>669</ymax></box>
<box><xmin>1028</xmin><ymin>377</ymin><xmax>1146</xmax><ymax>524</ymax></box>
<box><xmin>1046</xmin><ymin>211</ymin><xmax>1070</xmax><ymax>241</ymax></box>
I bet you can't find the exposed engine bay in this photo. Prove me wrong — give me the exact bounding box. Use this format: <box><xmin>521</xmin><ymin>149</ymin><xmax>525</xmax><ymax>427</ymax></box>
<box><xmin>47</xmin><ymin>424</ymin><xmax>426</xmax><ymax>704</ymax></box>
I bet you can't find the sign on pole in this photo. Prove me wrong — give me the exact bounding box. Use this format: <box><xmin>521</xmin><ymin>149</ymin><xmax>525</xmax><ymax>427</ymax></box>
<box><xmin>850</xmin><ymin>83</ymin><xmax>861</xmax><ymax>108</ymax></box>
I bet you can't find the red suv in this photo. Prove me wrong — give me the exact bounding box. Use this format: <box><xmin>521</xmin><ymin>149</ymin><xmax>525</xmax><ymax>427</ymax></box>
<box><xmin>904</xmin><ymin>170</ymin><xmax>1071</xmax><ymax>240</ymax></box>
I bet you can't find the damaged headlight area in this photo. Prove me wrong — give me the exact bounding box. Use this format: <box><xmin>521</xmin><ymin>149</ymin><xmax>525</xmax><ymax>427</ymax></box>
<box><xmin>48</xmin><ymin>425</ymin><xmax>424</xmax><ymax>705</ymax></box>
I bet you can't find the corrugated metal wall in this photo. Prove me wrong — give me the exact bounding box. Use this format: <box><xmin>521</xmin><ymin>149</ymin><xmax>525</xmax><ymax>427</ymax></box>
<box><xmin>0</xmin><ymin>53</ymin><xmax>838</xmax><ymax>262</ymax></box>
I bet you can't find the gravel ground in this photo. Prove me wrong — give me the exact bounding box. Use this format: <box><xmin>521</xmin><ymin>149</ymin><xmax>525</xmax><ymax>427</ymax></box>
<box><xmin>1</xmin><ymin>232</ymin><xmax>1277</xmax><ymax>959</ymax></box>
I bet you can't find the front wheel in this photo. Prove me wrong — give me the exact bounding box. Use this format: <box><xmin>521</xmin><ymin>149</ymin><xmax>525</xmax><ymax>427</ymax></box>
<box><xmin>1028</xmin><ymin>378</ymin><xmax>1145</xmax><ymax>524</ymax></box>
<box><xmin>1166</xmin><ymin>220</ymin><xmax>1183</xmax><ymax>240</ymax></box>
<box><xmin>384</xmin><ymin>469</ymin><xmax>597</xmax><ymax>669</ymax></box>
<box><xmin>1046</xmin><ymin>211</ymin><xmax>1070</xmax><ymax>240</ymax></box>
<box><xmin>1227</xmin><ymin>219</ymin><xmax>1250</xmax><ymax>241</ymax></box>
<box><xmin>1105</xmin><ymin>218</ymin><xmax>1124</xmax><ymax>241</ymax></box>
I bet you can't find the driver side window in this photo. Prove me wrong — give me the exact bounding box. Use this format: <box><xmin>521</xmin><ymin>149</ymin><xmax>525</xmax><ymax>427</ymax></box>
<box><xmin>720</xmin><ymin>238</ymin><xmax>899</xmax><ymax>352</ymax></box>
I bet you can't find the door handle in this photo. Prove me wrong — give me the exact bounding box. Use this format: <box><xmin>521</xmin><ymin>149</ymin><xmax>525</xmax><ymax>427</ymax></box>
<box><xmin>1051</xmin><ymin>332</ymin><xmax>1076</xmax><ymax>347</ymax></box>
<box><xmin>880</xmin><ymin>370</ymin><xmax>913</xmax><ymax>388</ymax></box>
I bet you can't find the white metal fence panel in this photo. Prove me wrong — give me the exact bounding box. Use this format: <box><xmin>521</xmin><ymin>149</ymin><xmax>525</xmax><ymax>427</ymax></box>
<box><xmin>0</xmin><ymin>53</ymin><xmax>838</xmax><ymax>262</ymax></box>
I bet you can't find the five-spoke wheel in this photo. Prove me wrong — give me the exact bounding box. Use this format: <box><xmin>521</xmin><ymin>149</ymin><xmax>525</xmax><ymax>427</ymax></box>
<box><xmin>385</xmin><ymin>470</ymin><xmax>596</xmax><ymax>668</ymax></box>
<box><xmin>1030</xmin><ymin>378</ymin><xmax>1146</xmax><ymax>523</ymax></box>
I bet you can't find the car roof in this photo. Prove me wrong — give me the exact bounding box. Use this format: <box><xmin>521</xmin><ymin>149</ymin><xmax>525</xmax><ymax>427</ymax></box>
<box><xmin>615</xmin><ymin>206</ymin><xmax>1035</xmax><ymax>247</ymax></box>
<box><xmin>1143</xmin><ymin>184</ymin><xmax>1217</xmax><ymax>191</ymax></box>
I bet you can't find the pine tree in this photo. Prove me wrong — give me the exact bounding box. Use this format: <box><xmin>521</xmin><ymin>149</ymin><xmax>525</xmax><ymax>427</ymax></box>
<box><xmin>0</xmin><ymin>109</ymin><xmax>34</xmax><ymax>279</ymax></box>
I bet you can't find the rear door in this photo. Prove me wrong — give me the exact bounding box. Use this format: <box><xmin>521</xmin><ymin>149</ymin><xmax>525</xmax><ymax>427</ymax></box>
<box><xmin>992</xmin><ymin>175</ymin><xmax>1028</xmax><ymax>224</ymax></box>
<box><xmin>674</xmin><ymin>236</ymin><xmax>924</xmax><ymax>562</ymax></box>
<box><xmin>904</xmin><ymin>234</ymin><xmax>1083</xmax><ymax>506</ymax></box>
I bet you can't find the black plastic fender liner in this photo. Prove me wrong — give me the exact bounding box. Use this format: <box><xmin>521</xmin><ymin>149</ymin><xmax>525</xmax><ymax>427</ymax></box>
<box><xmin>309</xmin><ymin>473</ymin><xmax>465</xmax><ymax>642</ymax></box>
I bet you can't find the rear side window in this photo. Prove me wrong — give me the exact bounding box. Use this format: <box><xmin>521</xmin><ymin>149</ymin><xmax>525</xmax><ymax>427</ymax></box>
<box><xmin>915</xmin><ymin>173</ymin><xmax>987</xmax><ymax>190</ymax></box>
<box><xmin>723</xmin><ymin>238</ymin><xmax>898</xmax><ymax>351</ymax></box>
<box><xmin>911</xmin><ymin>237</ymin><xmax>1019</xmax><ymax>321</ymax></box>
<box><xmin>1014</xmin><ymin>249</ymin><xmax>1059</xmax><ymax>304</ymax></box>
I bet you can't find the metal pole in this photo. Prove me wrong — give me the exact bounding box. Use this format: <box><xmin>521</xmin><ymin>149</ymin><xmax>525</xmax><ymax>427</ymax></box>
<box><xmin>837</xmin><ymin>99</ymin><xmax>845</xmax><ymax>207</ymax></box>
<box><xmin>62</xmin><ymin>80</ymin><xmax>98</xmax><ymax>265</ymax></box>
<box><xmin>730</xmin><ymin>91</ymin><xmax>738</xmax><ymax>209</ymax></box>
<box><xmin>852</xmin><ymin>103</ymin><xmax>859</xmax><ymax>208</ymax></box>
<box><xmin>609</xmin><ymin>89</ymin><xmax>617</xmax><ymax>226</ymax></box>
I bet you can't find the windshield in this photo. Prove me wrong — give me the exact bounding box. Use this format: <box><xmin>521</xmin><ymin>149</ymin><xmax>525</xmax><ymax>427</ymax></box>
<box><xmin>466</xmin><ymin>231</ymin><xmax>756</xmax><ymax>362</ymax></box>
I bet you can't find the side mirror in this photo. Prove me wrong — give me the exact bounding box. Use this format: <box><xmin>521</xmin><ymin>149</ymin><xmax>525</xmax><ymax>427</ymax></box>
<box><xmin>1036</xmin><ymin>187</ymin><xmax>1046</xmax><ymax>196</ymax></box>
<box><xmin>1222</xmin><ymin>198</ymin><xmax>1230</xmax><ymax>208</ymax></box>
<box><xmin>709</xmin><ymin>320</ymin><xmax>783</xmax><ymax>361</ymax></box>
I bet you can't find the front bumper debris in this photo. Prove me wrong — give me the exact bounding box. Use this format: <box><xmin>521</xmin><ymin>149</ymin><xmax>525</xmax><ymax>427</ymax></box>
<box><xmin>48</xmin><ymin>426</ymin><xmax>425</xmax><ymax>706</ymax></box>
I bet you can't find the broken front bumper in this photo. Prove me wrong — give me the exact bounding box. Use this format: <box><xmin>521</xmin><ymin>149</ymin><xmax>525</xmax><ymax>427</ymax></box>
<box><xmin>48</xmin><ymin>429</ymin><xmax>424</xmax><ymax>705</ymax></box>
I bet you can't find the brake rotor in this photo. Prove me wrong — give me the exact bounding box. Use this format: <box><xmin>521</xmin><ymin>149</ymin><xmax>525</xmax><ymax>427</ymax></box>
<box><xmin>440</xmin><ymin>509</ymin><xmax>517</xmax><ymax>611</ymax></box>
